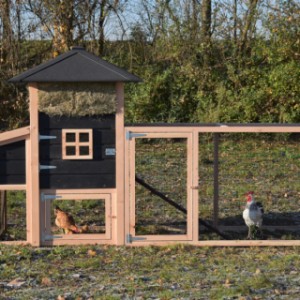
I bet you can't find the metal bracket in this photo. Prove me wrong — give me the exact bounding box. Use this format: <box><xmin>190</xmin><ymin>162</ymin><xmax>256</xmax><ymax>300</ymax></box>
<box><xmin>40</xmin><ymin>165</ymin><xmax>57</xmax><ymax>171</ymax></box>
<box><xmin>41</xmin><ymin>193</ymin><xmax>62</xmax><ymax>201</ymax></box>
<box><xmin>126</xmin><ymin>131</ymin><xmax>147</xmax><ymax>141</ymax></box>
<box><xmin>39</xmin><ymin>135</ymin><xmax>57</xmax><ymax>141</ymax></box>
<box><xmin>105</xmin><ymin>148</ymin><xmax>116</xmax><ymax>156</ymax></box>
<box><xmin>44</xmin><ymin>235</ymin><xmax>63</xmax><ymax>240</ymax></box>
<box><xmin>126</xmin><ymin>234</ymin><xmax>147</xmax><ymax>243</ymax></box>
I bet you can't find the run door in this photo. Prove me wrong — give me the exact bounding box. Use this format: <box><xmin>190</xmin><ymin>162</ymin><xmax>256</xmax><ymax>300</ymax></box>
<box><xmin>126</xmin><ymin>131</ymin><xmax>194</xmax><ymax>244</ymax></box>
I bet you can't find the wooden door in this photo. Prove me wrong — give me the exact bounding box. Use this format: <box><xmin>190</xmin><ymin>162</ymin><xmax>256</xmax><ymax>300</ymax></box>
<box><xmin>127</xmin><ymin>132</ymin><xmax>194</xmax><ymax>244</ymax></box>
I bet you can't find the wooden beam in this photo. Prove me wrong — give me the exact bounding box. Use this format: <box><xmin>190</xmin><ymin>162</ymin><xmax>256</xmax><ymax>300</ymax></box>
<box><xmin>0</xmin><ymin>185</ymin><xmax>27</xmax><ymax>191</ymax></box>
<box><xmin>28</xmin><ymin>83</ymin><xmax>41</xmax><ymax>246</ymax></box>
<box><xmin>125</xmin><ymin>125</ymin><xmax>300</xmax><ymax>133</ymax></box>
<box><xmin>0</xmin><ymin>126</ymin><xmax>30</xmax><ymax>146</ymax></box>
<box><xmin>115</xmin><ymin>82</ymin><xmax>125</xmax><ymax>245</ymax></box>
<box><xmin>126</xmin><ymin>240</ymin><xmax>300</xmax><ymax>247</ymax></box>
<box><xmin>0</xmin><ymin>191</ymin><xmax>7</xmax><ymax>237</ymax></box>
<box><xmin>192</xmin><ymin>129</ymin><xmax>199</xmax><ymax>243</ymax></box>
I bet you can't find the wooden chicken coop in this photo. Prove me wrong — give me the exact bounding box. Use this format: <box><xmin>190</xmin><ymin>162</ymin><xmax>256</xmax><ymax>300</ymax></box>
<box><xmin>1</xmin><ymin>46</ymin><xmax>300</xmax><ymax>246</ymax></box>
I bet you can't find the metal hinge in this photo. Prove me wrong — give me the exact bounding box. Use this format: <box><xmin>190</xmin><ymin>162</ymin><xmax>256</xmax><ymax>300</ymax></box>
<box><xmin>44</xmin><ymin>235</ymin><xmax>63</xmax><ymax>240</ymax></box>
<box><xmin>126</xmin><ymin>234</ymin><xmax>147</xmax><ymax>243</ymax></box>
<box><xmin>39</xmin><ymin>135</ymin><xmax>57</xmax><ymax>141</ymax></box>
<box><xmin>40</xmin><ymin>165</ymin><xmax>57</xmax><ymax>171</ymax></box>
<box><xmin>41</xmin><ymin>193</ymin><xmax>62</xmax><ymax>202</ymax></box>
<box><xmin>126</xmin><ymin>131</ymin><xmax>147</xmax><ymax>140</ymax></box>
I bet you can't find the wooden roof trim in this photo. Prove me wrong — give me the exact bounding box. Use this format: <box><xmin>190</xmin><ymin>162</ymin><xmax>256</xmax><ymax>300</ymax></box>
<box><xmin>0</xmin><ymin>126</ymin><xmax>30</xmax><ymax>146</ymax></box>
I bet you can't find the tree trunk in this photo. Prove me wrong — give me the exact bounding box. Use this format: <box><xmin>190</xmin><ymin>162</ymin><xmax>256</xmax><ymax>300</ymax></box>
<box><xmin>52</xmin><ymin>0</ymin><xmax>74</xmax><ymax>56</ymax></box>
<box><xmin>0</xmin><ymin>0</ymin><xmax>13</xmax><ymax>65</ymax></box>
<box><xmin>239</xmin><ymin>0</ymin><xmax>259</xmax><ymax>55</ymax></box>
<box><xmin>233</xmin><ymin>0</ymin><xmax>237</xmax><ymax>46</ymax></box>
<box><xmin>201</xmin><ymin>0</ymin><xmax>212</xmax><ymax>66</ymax></box>
<box><xmin>98</xmin><ymin>0</ymin><xmax>108</xmax><ymax>56</ymax></box>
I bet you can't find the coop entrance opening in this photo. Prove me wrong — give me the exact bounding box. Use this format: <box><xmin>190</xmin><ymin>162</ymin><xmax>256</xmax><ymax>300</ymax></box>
<box><xmin>0</xmin><ymin>190</ymin><xmax>27</xmax><ymax>242</ymax></box>
<box><xmin>42</xmin><ymin>193</ymin><xmax>111</xmax><ymax>243</ymax></box>
<box><xmin>128</xmin><ymin>132</ymin><xmax>193</xmax><ymax>243</ymax></box>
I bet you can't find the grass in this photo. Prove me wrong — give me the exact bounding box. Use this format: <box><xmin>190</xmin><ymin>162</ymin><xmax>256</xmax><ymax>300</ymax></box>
<box><xmin>0</xmin><ymin>191</ymin><xmax>26</xmax><ymax>241</ymax></box>
<box><xmin>1</xmin><ymin>244</ymin><xmax>300</xmax><ymax>299</ymax></box>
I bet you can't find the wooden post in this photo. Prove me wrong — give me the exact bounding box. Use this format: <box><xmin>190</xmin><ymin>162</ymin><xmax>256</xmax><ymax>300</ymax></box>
<box><xmin>27</xmin><ymin>83</ymin><xmax>41</xmax><ymax>246</ymax></box>
<box><xmin>192</xmin><ymin>130</ymin><xmax>199</xmax><ymax>242</ymax></box>
<box><xmin>213</xmin><ymin>133</ymin><xmax>219</xmax><ymax>228</ymax></box>
<box><xmin>0</xmin><ymin>191</ymin><xmax>7</xmax><ymax>237</ymax></box>
<box><xmin>25</xmin><ymin>137</ymin><xmax>32</xmax><ymax>243</ymax></box>
<box><xmin>115</xmin><ymin>82</ymin><xmax>125</xmax><ymax>245</ymax></box>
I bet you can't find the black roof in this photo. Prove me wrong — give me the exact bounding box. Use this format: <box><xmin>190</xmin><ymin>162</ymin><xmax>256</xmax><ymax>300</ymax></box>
<box><xmin>9</xmin><ymin>46</ymin><xmax>142</xmax><ymax>83</ymax></box>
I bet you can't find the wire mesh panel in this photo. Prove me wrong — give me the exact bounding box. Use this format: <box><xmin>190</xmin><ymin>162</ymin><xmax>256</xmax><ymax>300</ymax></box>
<box><xmin>134</xmin><ymin>138</ymin><xmax>188</xmax><ymax>236</ymax></box>
<box><xmin>0</xmin><ymin>191</ymin><xmax>26</xmax><ymax>241</ymax></box>
<box><xmin>50</xmin><ymin>199</ymin><xmax>106</xmax><ymax>235</ymax></box>
<box><xmin>199</xmin><ymin>133</ymin><xmax>300</xmax><ymax>240</ymax></box>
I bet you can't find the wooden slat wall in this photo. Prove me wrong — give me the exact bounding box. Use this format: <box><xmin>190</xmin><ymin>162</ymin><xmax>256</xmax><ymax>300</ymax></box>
<box><xmin>39</xmin><ymin>113</ymin><xmax>116</xmax><ymax>189</ymax></box>
<box><xmin>0</xmin><ymin>141</ymin><xmax>26</xmax><ymax>184</ymax></box>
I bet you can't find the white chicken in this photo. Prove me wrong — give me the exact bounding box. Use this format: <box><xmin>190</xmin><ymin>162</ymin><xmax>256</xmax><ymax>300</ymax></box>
<box><xmin>242</xmin><ymin>191</ymin><xmax>264</xmax><ymax>239</ymax></box>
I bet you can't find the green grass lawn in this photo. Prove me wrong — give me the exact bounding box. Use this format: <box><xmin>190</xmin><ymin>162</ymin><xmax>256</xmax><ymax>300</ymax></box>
<box><xmin>1</xmin><ymin>244</ymin><xmax>300</xmax><ymax>299</ymax></box>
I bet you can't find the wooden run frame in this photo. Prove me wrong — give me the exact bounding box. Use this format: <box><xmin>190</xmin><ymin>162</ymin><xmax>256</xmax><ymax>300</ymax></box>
<box><xmin>124</xmin><ymin>124</ymin><xmax>300</xmax><ymax>247</ymax></box>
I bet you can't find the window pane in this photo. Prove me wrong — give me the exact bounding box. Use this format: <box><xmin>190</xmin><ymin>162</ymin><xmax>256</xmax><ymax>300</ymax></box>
<box><xmin>79</xmin><ymin>132</ymin><xmax>89</xmax><ymax>142</ymax></box>
<box><xmin>66</xmin><ymin>133</ymin><xmax>76</xmax><ymax>142</ymax></box>
<box><xmin>66</xmin><ymin>146</ymin><xmax>76</xmax><ymax>156</ymax></box>
<box><xmin>79</xmin><ymin>146</ymin><xmax>90</xmax><ymax>156</ymax></box>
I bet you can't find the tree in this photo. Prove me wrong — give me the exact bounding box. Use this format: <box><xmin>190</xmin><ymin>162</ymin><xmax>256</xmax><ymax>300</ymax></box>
<box><xmin>0</xmin><ymin>0</ymin><xmax>13</xmax><ymax>67</ymax></box>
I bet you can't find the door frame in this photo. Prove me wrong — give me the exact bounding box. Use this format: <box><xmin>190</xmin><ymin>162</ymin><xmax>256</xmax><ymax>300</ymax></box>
<box><xmin>125</xmin><ymin>130</ymin><xmax>197</xmax><ymax>244</ymax></box>
<box><xmin>40</xmin><ymin>189</ymin><xmax>115</xmax><ymax>246</ymax></box>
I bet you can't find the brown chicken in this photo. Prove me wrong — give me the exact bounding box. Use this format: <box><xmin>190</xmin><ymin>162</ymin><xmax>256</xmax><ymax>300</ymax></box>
<box><xmin>54</xmin><ymin>206</ymin><xmax>81</xmax><ymax>234</ymax></box>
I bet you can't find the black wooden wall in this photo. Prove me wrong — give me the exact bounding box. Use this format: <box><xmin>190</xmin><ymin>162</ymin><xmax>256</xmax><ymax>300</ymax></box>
<box><xmin>0</xmin><ymin>141</ymin><xmax>26</xmax><ymax>184</ymax></box>
<box><xmin>39</xmin><ymin>113</ymin><xmax>116</xmax><ymax>189</ymax></box>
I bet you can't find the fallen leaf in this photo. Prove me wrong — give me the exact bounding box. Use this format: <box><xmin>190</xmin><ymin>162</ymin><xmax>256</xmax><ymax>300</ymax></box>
<box><xmin>255</xmin><ymin>268</ymin><xmax>261</xmax><ymax>275</ymax></box>
<box><xmin>41</xmin><ymin>277</ymin><xmax>52</xmax><ymax>286</ymax></box>
<box><xmin>7</xmin><ymin>279</ymin><xmax>26</xmax><ymax>288</ymax></box>
<box><xmin>87</xmin><ymin>249</ymin><xmax>97</xmax><ymax>257</ymax></box>
<box><xmin>274</xmin><ymin>289</ymin><xmax>281</xmax><ymax>295</ymax></box>
<box><xmin>57</xmin><ymin>296</ymin><xmax>65</xmax><ymax>300</ymax></box>
<box><xmin>224</xmin><ymin>278</ymin><xmax>233</xmax><ymax>287</ymax></box>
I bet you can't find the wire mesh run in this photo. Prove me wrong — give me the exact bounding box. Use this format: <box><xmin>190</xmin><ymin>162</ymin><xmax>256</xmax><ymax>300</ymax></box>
<box><xmin>199</xmin><ymin>133</ymin><xmax>300</xmax><ymax>240</ymax></box>
<box><xmin>0</xmin><ymin>191</ymin><xmax>26</xmax><ymax>241</ymax></box>
<box><xmin>135</xmin><ymin>138</ymin><xmax>188</xmax><ymax>235</ymax></box>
